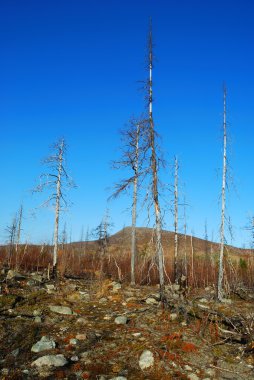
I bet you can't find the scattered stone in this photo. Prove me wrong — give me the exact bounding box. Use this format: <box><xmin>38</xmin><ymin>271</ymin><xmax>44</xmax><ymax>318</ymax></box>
<box><xmin>31</xmin><ymin>336</ymin><xmax>56</xmax><ymax>353</ymax></box>
<box><xmin>79</xmin><ymin>291</ymin><xmax>90</xmax><ymax>301</ymax></box>
<box><xmin>71</xmin><ymin>355</ymin><xmax>79</xmax><ymax>362</ymax></box>
<box><xmin>33</xmin><ymin>309</ymin><xmax>41</xmax><ymax>316</ymax></box>
<box><xmin>197</xmin><ymin>303</ymin><xmax>209</xmax><ymax>310</ymax></box>
<box><xmin>67</xmin><ymin>292</ymin><xmax>82</xmax><ymax>302</ymax></box>
<box><xmin>99</xmin><ymin>297</ymin><xmax>108</xmax><ymax>304</ymax></box>
<box><xmin>145</xmin><ymin>297</ymin><xmax>158</xmax><ymax>305</ymax></box>
<box><xmin>45</xmin><ymin>284</ymin><xmax>55</xmax><ymax>291</ymax></box>
<box><xmin>187</xmin><ymin>374</ymin><xmax>199</xmax><ymax>380</ymax></box>
<box><xmin>199</xmin><ymin>298</ymin><xmax>208</xmax><ymax>303</ymax></box>
<box><xmin>172</xmin><ymin>284</ymin><xmax>180</xmax><ymax>291</ymax></box>
<box><xmin>76</xmin><ymin>334</ymin><xmax>87</xmax><ymax>340</ymax></box>
<box><xmin>205</xmin><ymin>368</ymin><xmax>216</xmax><ymax>377</ymax></box>
<box><xmin>132</xmin><ymin>332</ymin><xmax>141</xmax><ymax>337</ymax></box>
<box><xmin>76</xmin><ymin>317</ymin><xmax>88</xmax><ymax>324</ymax></box>
<box><xmin>184</xmin><ymin>365</ymin><xmax>193</xmax><ymax>371</ymax></box>
<box><xmin>30</xmin><ymin>274</ymin><xmax>44</xmax><ymax>283</ymax></box>
<box><xmin>114</xmin><ymin>316</ymin><xmax>128</xmax><ymax>325</ymax></box>
<box><xmin>139</xmin><ymin>350</ymin><xmax>154</xmax><ymax>370</ymax></box>
<box><xmin>11</xmin><ymin>348</ymin><xmax>20</xmax><ymax>357</ymax></box>
<box><xmin>49</xmin><ymin>305</ymin><xmax>72</xmax><ymax>315</ymax></box>
<box><xmin>34</xmin><ymin>316</ymin><xmax>42</xmax><ymax>323</ymax></box>
<box><xmin>31</xmin><ymin>354</ymin><xmax>67</xmax><ymax>368</ymax></box>
<box><xmin>109</xmin><ymin>377</ymin><xmax>127</xmax><ymax>380</ymax></box>
<box><xmin>69</xmin><ymin>338</ymin><xmax>78</xmax><ymax>345</ymax></box>
<box><xmin>6</xmin><ymin>270</ymin><xmax>25</xmax><ymax>280</ymax></box>
<box><xmin>112</xmin><ymin>282</ymin><xmax>122</xmax><ymax>291</ymax></box>
<box><xmin>221</xmin><ymin>298</ymin><xmax>232</xmax><ymax>304</ymax></box>
<box><xmin>170</xmin><ymin>313</ymin><xmax>178</xmax><ymax>321</ymax></box>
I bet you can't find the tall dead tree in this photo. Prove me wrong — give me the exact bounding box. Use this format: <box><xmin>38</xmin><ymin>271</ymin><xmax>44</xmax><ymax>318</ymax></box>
<box><xmin>131</xmin><ymin>123</ymin><xmax>140</xmax><ymax>285</ymax></box>
<box><xmin>173</xmin><ymin>156</ymin><xmax>179</xmax><ymax>283</ymax></box>
<box><xmin>111</xmin><ymin>117</ymin><xmax>147</xmax><ymax>285</ymax></box>
<box><xmin>33</xmin><ymin>138</ymin><xmax>75</xmax><ymax>279</ymax></box>
<box><xmin>218</xmin><ymin>86</ymin><xmax>227</xmax><ymax>301</ymax></box>
<box><xmin>147</xmin><ymin>20</ymin><xmax>165</xmax><ymax>297</ymax></box>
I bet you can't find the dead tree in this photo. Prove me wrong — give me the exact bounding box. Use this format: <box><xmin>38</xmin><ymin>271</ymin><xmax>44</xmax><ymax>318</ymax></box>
<box><xmin>15</xmin><ymin>204</ymin><xmax>23</xmax><ymax>270</ymax></box>
<box><xmin>147</xmin><ymin>20</ymin><xmax>165</xmax><ymax>298</ymax></box>
<box><xmin>5</xmin><ymin>216</ymin><xmax>17</xmax><ymax>267</ymax></box>
<box><xmin>111</xmin><ymin>117</ymin><xmax>147</xmax><ymax>285</ymax></box>
<box><xmin>173</xmin><ymin>156</ymin><xmax>179</xmax><ymax>283</ymax></box>
<box><xmin>183</xmin><ymin>195</ymin><xmax>188</xmax><ymax>280</ymax></box>
<box><xmin>33</xmin><ymin>138</ymin><xmax>75</xmax><ymax>279</ymax></box>
<box><xmin>93</xmin><ymin>210</ymin><xmax>113</xmax><ymax>276</ymax></box>
<box><xmin>218</xmin><ymin>86</ymin><xmax>227</xmax><ymax>301</ymax></box>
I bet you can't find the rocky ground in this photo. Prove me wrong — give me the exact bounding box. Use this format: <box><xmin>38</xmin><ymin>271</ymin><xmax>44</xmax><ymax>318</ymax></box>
<box><xmin>1</xmin><ymin>270</ymin><xmax>254</xmax><ymax>379</ymax></box>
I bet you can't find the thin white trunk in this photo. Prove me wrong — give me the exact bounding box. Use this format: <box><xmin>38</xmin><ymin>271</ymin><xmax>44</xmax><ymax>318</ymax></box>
<box><xmin>148</xmin><ymin>21</ymin><xmax>164</xmax><ymax>296</ymax></box>
<box><xmin>53</xmin><ymin>140</ymin><xmax>64</xmax><ymax>277</ymax></box>
<box><xmin>191</xmin><ymin>233</ymin><xmax>194</xmax><ymax>287</ymax></box>
<box><xmin>218</xmin><ymin>86</ymin><xmax>227</xmax><ymax>301</ymax></box>
<box><xmin>15</xmin><ymin>204</ymin><xmax>23</xmax><ymax>270</ymax></box>
<box><xmin>174</xmin><ymin>157</ymin><xmax>179</xmax><ymax>283</ymax></box>
<box><xmin>183</xmin><ymin>197</ymin><xmax>188</xmax><ymax>280</ymax></box>
<box><xmin>131</xmin><ymin>124</ymin><xmax>140</xmax><ymax>285</ymax></box>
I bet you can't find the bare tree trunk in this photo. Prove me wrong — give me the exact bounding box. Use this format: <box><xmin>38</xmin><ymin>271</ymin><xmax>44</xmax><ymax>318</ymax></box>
<box><xmin>191</xmin><ymin>233</ymin><xmax>194</xmax><ymax>287</ymax></box>
<box><xmin>15</xmin><ymin>204</ymin><xmax>23</xmax><ymax>270</ymax></box>
<box><xmin>131</xmin><ymin>124</ymin><xmax>140</xmax><ymax>285</ymax></box>
<box><xmin>183</xmin><ymin>197</ymin><xmax>188</xmax><ymax>282</ymax></box>
<box><xmin>52</xmin><ymin>140</ymin><xmax>64</xmax><ymax>278</ymax></box>
<box><xmin>218</xmin><ymin>86</ymin><xmax>227</xmax><ymax>301</ymax></box>
<box><xmin>174</xmin><ymin>157</ymin><xmax>179</xmax><ymax>283</ymax></box>
<box><xmin>148</xmin><ymin>21</ymin><xmax>165</xmax><ymax>298</ymax></box>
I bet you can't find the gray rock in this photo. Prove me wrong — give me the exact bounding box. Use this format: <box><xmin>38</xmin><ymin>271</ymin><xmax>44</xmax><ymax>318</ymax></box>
<box><xmin>31</xmin><ymin>354</ymin><xmax>67</xmax><ymax>368</ymax></box>
<box><xmin>145</xmin><ymin>297</ymin><xmax>158</xmax><ymax>305</ymax></box>
<box><xmin>114</xmin><ymin>316</ymin><xmax>128</xmax><ymax>325</ymax></box>
<box><xmin>112</xmin><ymin>282</ymin><xmax>122</xmax><ymax>291</ymax></box>
<box><xmin>199</xmin><ymin>298</ymin><xmax>208</xmax><ymax>303</ymax></box>
<box><xmin>99</xmin><ymin>297</ymin><xmax>108</xmax><ymax>304</ymax></box>
<box><xmin>49</xmin><ymin>305</ymin><xmax>72</xmax><ymax>315</ymax></box>
<box><xmin>76</xmin><ymin>317</ymin><xmax>88</xmax><ymax>324</ymax></box>
<box><xmin>30</xmin><ymin>274</ymin><xmax>44</xmax><ymax>283</ymax></box>
<box><xmin>221</xmin><ymin>298</ymin><xmax>232</xmax><ymax>304</ymax></box>
<box><xmin>46</xmin><ymin>284</ymin><xmax>55</xmax><ymax>291</ymax></box>
<box><xmin>109</xmin><ymin>377</ymin><xmax>127</xmax><ymax>380</ymax></box>
<box><xmin>33</xmin><ymin>310</ymin><xmax>41</xmax><ymax>316</ymax></box>
<box><xmin>139</xmin><ymin>350</ymin><xmax>154</xmax><ymax>370</ymax></box>
<box><xmin>6</xmin><ymin>270</ymin><xmax>25</xmax><ymax>280</ymax></box>
<box><xmin>11</xmin><ymin>348</ymin><xmax>19</xmax><ymax>357</ymax></box>
<box><xmin>31</xmin><ymin>336</ymin><xmax>56</xmax><ymax>353</ymax></box>
<box><xmin>170</xmin><ymin>313</ymin><xmax>178</xmax><ymax>321</ymax></box>
<box><xmin>34</xmin><ymin>316</ymin><xmax>42</xmax><ymax>323</ymax></box>
<box><xmin>172</xmin><ymin>284</ymin><xmax>180</xmax><ymax>291</ymax></box>
<box><xmin>71</xmin><ymin>355</ymin><xmax>79</xmax><ymax>362</ymax></box>
<box><xmin>187</xmin><ymin>374</ymin><xmax>199</xmax><ymax>380</ymax></box>
<box><xmin>79</xmin><ymin>291</ymin><xmax>90</xmax><ymax>301</ymax></box>
<box><xmin>205</xmin><ymin>368</ymin><xmax>216</xmax><ymax>376</ymax></box>
<box><xmin>69</xmin><ymin>338</ymin><xmax>78</xmax><ymax>345</ymax></box>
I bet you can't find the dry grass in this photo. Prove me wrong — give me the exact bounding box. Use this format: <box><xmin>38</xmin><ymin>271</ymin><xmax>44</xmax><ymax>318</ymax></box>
<box><xmin>1</xmin><ymin>227</ymin><xmax>254</xmax><ymax>292</ymax></box>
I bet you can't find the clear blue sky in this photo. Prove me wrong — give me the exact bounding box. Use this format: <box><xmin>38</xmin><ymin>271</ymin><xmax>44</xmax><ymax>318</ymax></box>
<box><xmin>1</xmin><ymin>0</ymin><xmax>254</xmax><ymax>247</ymax></box>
